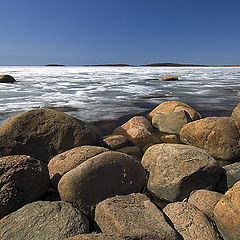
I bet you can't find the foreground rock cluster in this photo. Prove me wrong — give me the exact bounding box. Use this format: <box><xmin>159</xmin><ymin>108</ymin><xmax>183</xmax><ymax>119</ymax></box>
<box><xmin>1</xmin><ymin>101</ymin><xmax>240</xmax><ymax>239</ymax></box>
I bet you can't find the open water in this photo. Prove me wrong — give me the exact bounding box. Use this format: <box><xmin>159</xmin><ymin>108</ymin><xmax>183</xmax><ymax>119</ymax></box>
<box><xmin>0</xmin><ymin>66</ymin><xmax>239</xmax><ymax>126</ymax></box>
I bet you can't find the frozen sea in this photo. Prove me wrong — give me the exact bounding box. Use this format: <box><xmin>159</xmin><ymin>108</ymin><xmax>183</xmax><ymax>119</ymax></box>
<box><xmin>0</xmin><ymin>66</ymin><xmax>240</xmax><ymax>126</ymax></box>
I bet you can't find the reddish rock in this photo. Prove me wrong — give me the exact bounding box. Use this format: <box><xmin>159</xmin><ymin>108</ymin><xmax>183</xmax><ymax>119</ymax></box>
<box><xmin>214</xmin><ymin>181</ymin><xmax>240</xmax><ymax>240</ymax></box>
<box><xmin>102</xmin><ymin>135</ymin><xmax>129</xmax><ymax>150</ymax></box>
<box><xmin>180</xmin><ymin>117</ymin><xmax>240</xmax><ymax>161</ymax></box>
<box><xmin>95</xmin><ymin>193</ymin><xmax>178</xmax><ymax>240</ymax></box>
<box><xmin>188</xmin><ymin>189</ymin><xmax>223</xmax><ymax>219</ymax></box>
<box><xmin>58</xmin><ymin>151</ymin><xmax>146</xmax><ymax>219</ymax></box>
<box><xmin>163</xmin><ymin>202</ymin><xmax>220</xmax><ymax>240</ymax></box>
<box><xmin>0</xmin><ymin>155</ymin><xmax>50</xmax><ymax>219</ymax></box>
<box><xmin>142</xmin><ymin>143</ymin><xmax>221</xmax><ymax>202</ymax></box>
<box><xmin>48</xmin><ymin>145</ymin><xmax>109</xmax><ymax>188</ymax></box>
<box><xmin>113</xmin><ymin>116</ymin><xmax>155</xmax><ymax>147</ymax></box>
<box><xmin>148</xmin><ymin>100</ymin><xmax>201</xmax><ymax>120</ymax></box>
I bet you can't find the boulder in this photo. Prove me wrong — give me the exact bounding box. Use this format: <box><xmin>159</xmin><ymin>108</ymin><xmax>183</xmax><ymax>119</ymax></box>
<box><xmin>163</xmin><ymin>202</ymin><xmax>220</xmax><ymax>240</ymax></box>
<box><xmin>159</xmin><ymin>75</ymin><xmax>178</xmax><ymax>81</ymax></box>
<box><xmin>188</xmin><ymin>189</ymin><xmax>223</xmax><ymax>220</ymax></box>
<box><xmin>102</xmin><ymin>135</ymin><xmax>129</xmax><ymax>150</ymax></box>
<box><xmin>0</xmin><ymin>74</ymin><xmax>16</xmax><ymax>83</ymax></box>
<box><xmin>66</xmin><ymin>234</ymin><xmax>130</xmax><ymax>240</ymax></box>
<box><xmin>214</xmin><ymin>181</ymin><xmax>240</xmax><ymax>240</ymax></box>
<box><xmin>152</xmin><ymin>110</ymin><xmax>192</xmax><ymax>135</ymax></box>
<box><xmin>113</xmin><ymin>116</ymin><xmax>155</xmax><ymax>147</ymax></box>
<box><xmin>0</xmin><ymin>155</ymin><xmax>50</xmax><ymax>219</ymax></box>
<box><xmin>180</xmin><ymin>117</ymin><xmax>240</xmax><ymax>161</ymax></box>
<box><xmin>0</xmin><ymin>201</ymin><xmax>89</xmax><ymax>240</ymax></box>
<box><xmin>141</xmin><ymin>144</ymin><xmax>221</xmax><ymax>202</ymax></box>
<box><xmin>231</xmin><ymin>103</ymin><xmax>240</xmax><ymax>120</ymax></box>
<box><xmin>48</xmin><ymin>145</ymin><xmax>109</xmax><ymax>188</ymax></box>
<box><xmin>58</xmin><ymin>151</ymin><xmax>146</xmax><ymax>218</ymax></box>
<box><xmin>117</xmin><ymin>146</ymin><xmax>143</xmax><ymax>161</ymax></box>
<box><xmin>0</xmin><ymin>108</ymin><xmax>96</xmax><ymax>163</ymax></box>
<box><xmin>148</xmin><ymin>100</ymin><xmax>201</xmax><ymax>120</ymax></box>
<box><xmin>95</xmin><ymin>193</ymin><xmax>179</xmax><ymax>240</ymax></box>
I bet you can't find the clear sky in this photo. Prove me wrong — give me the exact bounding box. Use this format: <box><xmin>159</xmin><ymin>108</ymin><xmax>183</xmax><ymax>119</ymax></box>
<box><xmin>0</xmin><ymin>0</ymin><xmax>240</xmax><ymax>65</ymax></box>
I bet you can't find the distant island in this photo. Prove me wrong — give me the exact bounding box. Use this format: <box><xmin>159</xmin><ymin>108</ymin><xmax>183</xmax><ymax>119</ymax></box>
<box><xmin>83</xmin><ymin>64</ymin><xmax>133</xmax><ymax>67</ymax></box>
<box><xmin>45</xmin><ymin>64</ymin><xmax>65</xmax><ymax>66</ymax></box>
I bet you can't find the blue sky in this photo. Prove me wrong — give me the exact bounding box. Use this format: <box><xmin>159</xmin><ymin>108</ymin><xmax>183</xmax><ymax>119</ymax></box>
<box><xmin>0</xmin><ymin>0</ymin><xmax>240</xmax><ymax>65</ymax></box>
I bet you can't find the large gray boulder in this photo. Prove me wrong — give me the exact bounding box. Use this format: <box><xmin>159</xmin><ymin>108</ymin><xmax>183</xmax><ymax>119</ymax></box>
<box><xmin>0</xmin><ymin>108</ymin><xmax>96</xmax><ymax>163</ymax></box>
<box><xmin>0</xmin><ymin>74</ymin><xmax>16</xmax><ymax>83</ymax></box>
<box><xmin>142</xmin><ymin>143</ymin><xmax>221</xmax><ymax>202</ymax></box>
<box><xmin>95</xmin><ymin>193</ymin><xmax>179</xmax><ymax>240</ymax></box>
<box><xmin>0</xmin><ymin>201</ymin><xmax>89</xmax><ymax>240</ymax></box>
<box><xmin>180</xmin><ymin>117</ymin><xmax>240</xmax><ymax>161</ymax></box>
<box><xmin>0</xmin><ymin>155</ymin><xmax>50</xmax><ymax>219</ymax></box>
<box><xmin>163</xmin><ymin>202</ymin><xmax>221</xmax><ymax>240</ymax></box>
<box><xmin>58</xmin><ymin>151</ymin><xmax>146</xmax><ymax>218</ymax></box>
<box><xmin>48</xmin><ymin>146</ymin><xmax>109</xmax><ymax>188</ymax></box>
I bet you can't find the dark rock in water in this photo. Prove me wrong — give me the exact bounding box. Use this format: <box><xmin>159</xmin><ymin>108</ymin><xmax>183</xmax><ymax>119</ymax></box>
<box><xmin>152</xmin><ymin>110</ymin><xmax>192</xmax><ymax>135</ymax></box>
<box><xmin>66</xmin><ymin>233</ymin><xmax>131</xmax><ymax>240</ymax></box>
<box><xmin>0</xmin><ymin>155</ymin><xmax>50</xmax><ymax>219</ymax></box>
<box><xmin>148</xmin><ymin>100</ymin><xmax>201</xmax><ymax>120</ymax></box>
<box><xmin>48</xmin><ymin>145</ymin><xmax>109</xmax><ymax>189</ymax></box>
<box><xmin>142</xmin><ymin>143</ymin><xmax>221</xmax><ymax>202</ymax></box>
<box><xmin>0</xmin><ymin>108</ymin><xmax>96</xmax><ymax>163</ymax></box>
<box><xmin>0</xmin><ymin>74</ymin><xmax>16</xmax><ymax>83</ymax></box>
<box><xmin>214</xmin><ymin>181</ymin><xmax>240</xmax><ymax>240</ymax></box>
<box><xmin>180</xmin><ymin>117</ymin><xmax>240</xmax><ymax>161</ymax></box>
<box><xmin>163</xmin><ymin>202</ymin><xmax>221</xmax><ymax>240</ymax></box>
<box><xmin>188</xmin><ymin>189</ymin><xmax>223</xmax><ymax>220</ymax></box>
<box><xmin>95</xmin><ymin>193</ymin><xmax>179</xmax><ymax>240</ymax></box>
<box><xmin>58</xmin><ymin>151</ymin><xmax>146</xmax><ymax>219</ymax></box>
<box><xmin>159</xmin><ymin>75</ymin><xmax>179</xmax><ymax>81</ymax></box>
<box><xmin>0</xmin><ymin>201</ymin><xmax>89</xmax><ymax>240</ymax></box>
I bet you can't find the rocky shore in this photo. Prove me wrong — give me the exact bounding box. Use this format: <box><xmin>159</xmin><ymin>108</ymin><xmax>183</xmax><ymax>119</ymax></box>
<box><xmin>1</xmin><ymin>100</ymin><xmax>240</xmax><ymax>239</ymax></box>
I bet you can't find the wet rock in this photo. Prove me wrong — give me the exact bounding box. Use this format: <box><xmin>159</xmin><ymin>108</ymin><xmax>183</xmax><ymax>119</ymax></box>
<box><xmin>152</xmin><ymin>110</ymin><xmax>192</xmax><ymax>135</ymax></box>
<box><xmin>180</xmin><ymin>117</ymin><xmax>240</xmax><ymax>161</ymax></box>
<box><xmin>163</xmin><ymin>202</ymin><xmax>220</xmax><ymax>240</ymax></box>
<box><xmin>102</xmin><ymin>135</ymin><xmax>129</xmax><ymax>150</ymax></box>
<box><xmin>113</xmin><ymin>116</ymin><xmax>155</xmax><ymax>147</ymax></box>
<box><xmin>214</xmin><ymin>181</ymin><xmax>240</xmax><ymax>240</ymax></box>
<box><xmin>159</xmin><ymin>75</ymin><xmax>179</xmax><ymax>81</ymax></box>
<box><xmin>48</xmin><ymin>146</ymin><xmax>109</xmax><ymax>188</ymax></box>
<box><xmin>0</xmin><ymin>74</ymin><xmax>16</xmax><ymax>83</ymax></box>
<box><xmin>142</xmin><ymin>143</ymin><xmax>221</xmax><ymax>202</ymax></box>
<box><xmin>58</xmin><ymin>151</ymin><xmax>146</xmax><ymax>219</ymax></box>
<box><xmin>0</xmin><ymin>155</ymin><xmax>50</xmax><ymax>219</ymax></box>
<box><xmin>148</xmin><ymin>100</ymin><xmax>201</xmax><ymax>120</ymax></box>
<box><xmin>0</xmin><ymin>201</ymin><xmax>89</xmax><ymax>240</ymax></box>
<box><xmin>188</xmin><ymin>189</ymin><xmax>223</xmax><ymax>220</ymax></box>
<box><xmin>0</xmin><ymin>108</ymin><xmax>96</xmax><ymax>163</ymax></box>
<box><xmin>95</xmin><ymin>193</ymin><xmax>179</xmax><ymax>240</ymax></box>
<box><xmin>117</xmin><ymin>146</ymin><xmax>143</xmax><ymax>161</ymax></box>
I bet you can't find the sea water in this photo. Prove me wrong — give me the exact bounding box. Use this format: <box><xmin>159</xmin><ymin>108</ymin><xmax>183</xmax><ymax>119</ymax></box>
<box><xmin>0</xmin><ymin>66</ymin><xmax>239</xmax><ymax>126</ymax></box>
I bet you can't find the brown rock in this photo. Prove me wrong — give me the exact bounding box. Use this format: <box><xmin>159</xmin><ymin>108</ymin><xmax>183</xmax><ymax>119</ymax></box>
<box><xmin>0</xmin><ymin>155</ymin><xmax>50</xmax><ymax>219</ymax></box>
<box><xmin>0</xmin><ymin>108</ymin><xmax>96</xmax><ymax>163</ymax></box>
<box><xmin>160</xmin><ymin>134</ymin><xmax>181</xmax><ymax>143</ymax></box>
<box><xmin>0</xmin><ymin>201</ymin><xmax>89</xmax><ymax>240</ymax></box>
<box><xmin>214</xmin><ymin>181</ymin><xmax>240</xmax><ymax>240</ymax></box>
<box><xmin>58</xmin><ymin>151</ymin><xmax>146</xmax><ymax>219</ymax></box>
<box><xmin>188</xmin><ymin>189</ymin><xmax>223</xmax><ymax>220</ymax></box>
<box><xmin>113</xmin><ymin>116</ymin><xmax>155</xmax><ymax>147</ymax></box>
<box><xmin>159</xmin><ymin>75</ymin><xmax>178</xmax><ymax>81</ymax></box>
<box><xmin>231</xmin><ymin>103</ymin><xmax>240</xmax><ymax>120</ymax></box>
<box><xmin>0</xmin><ymin>74</ymin><xmax>16</xmax><ymax>83</ymax></box>
<box><xmin>163</xmin><ymin>202</ymin><xmax>220</xmax><ymax>240</ymax></box>
<box><xmin>48</xmin><ymin>145</ymin><xmax>109</xmax><ymax>188</ymax></box>
<box><xmin>180</xmin><ymin>117</ymin><xmax>240</xmax><ymax>161</ymax></box>
<box><xmin>117</xmin><ymin>146</ymin><xmax>143</xmax><ymax>161</ymax></box>
<box><xmin>141</xmin><ymin>144</ymin><xmax>221</xmax><ymax>202</ymax></box>
<box><xmin>95</xmin><ymin>193</ymin><xmax>179</xmax><ymax>240</ymax></box>
<box><xmin>66</xmin><ymin>234</ymin><xmax>131</xmax><ymax>240</ymax></box>
<box><xmin>148</xmin><ymin>100</ymin><xmax>201</xmax><ymax>120</ymax></box>
<box><xmin>102</xmin><ymin>135</ymin><xmax>129</xmax><ymax>150</ymax></box>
